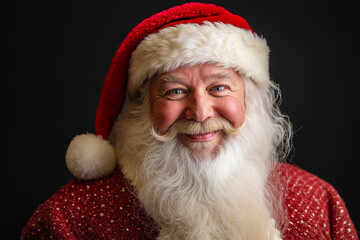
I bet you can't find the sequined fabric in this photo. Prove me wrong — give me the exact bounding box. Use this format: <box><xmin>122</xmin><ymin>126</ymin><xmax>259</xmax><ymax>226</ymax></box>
<box><xmin>21</xmin><ymin>164</ymin><xmax>358</xmax><ymax>239</ymax></box>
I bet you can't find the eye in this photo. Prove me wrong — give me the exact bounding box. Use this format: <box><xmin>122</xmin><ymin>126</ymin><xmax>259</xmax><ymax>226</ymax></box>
<box><xmin>163</xmin><ymin>88</ymin><xmax>188</xmax><ymax>100</ymax></box>
<box><xmin>209</xmin><ymin>85</ymin><xmax>229</xmax><ymax>96</ymax></box>
<box><xmin>212</xmin><ymin>85</ymin><xmax>226</xmax><ymax>91</ymax></box>
<box><xmin>167</xmin><ymin>89</ymin><xmax>184</xmax><ymax>94</ymax></box>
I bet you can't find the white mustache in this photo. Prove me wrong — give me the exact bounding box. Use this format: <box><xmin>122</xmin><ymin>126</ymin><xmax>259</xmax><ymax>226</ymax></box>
<box><xmin>151</xmin><ymin>117</ymin><xmax>241</xmax><ymax>142</ymax></box>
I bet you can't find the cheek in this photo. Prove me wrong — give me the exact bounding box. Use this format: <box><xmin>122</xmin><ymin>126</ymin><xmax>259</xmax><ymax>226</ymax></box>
<box><xmin>216</xmin><ymin>98</ymin><xmax>245</xmax><ymax>129</ymax></box>
<box><xmin>152</xmin><ymin>102</ymin><xmax>183</xmax><ymax>134</ymax></box>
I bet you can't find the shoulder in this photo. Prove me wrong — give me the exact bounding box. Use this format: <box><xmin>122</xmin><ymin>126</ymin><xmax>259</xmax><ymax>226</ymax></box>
<box><xmin>281</xmin><ymin>163</ymin><xmax>337</xmax><ymax>196</ymax></box>
<box><xmin>280</xmin><ymin>163</ymin><xmax>358</xmax><ymax>239</ymax></box>
<box><xmin>21</xmin><ymin>169</ymin><xmax>157</xmax><ymax>239</ymax></box>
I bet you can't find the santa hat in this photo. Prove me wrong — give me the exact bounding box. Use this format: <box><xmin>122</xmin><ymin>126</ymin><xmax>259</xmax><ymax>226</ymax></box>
<box><xmin>66</xmin><ymin>2</ymin><xmax>270</xmax><ymax>180</ymax></box>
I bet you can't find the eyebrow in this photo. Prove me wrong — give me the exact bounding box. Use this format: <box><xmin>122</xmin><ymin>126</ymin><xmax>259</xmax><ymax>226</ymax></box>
<box><xmin>156</xmin><ymin>71</ymin><xmax>234</xmax><ymax>89</ymax></box>
<box><xmin>158</xmin><ymin>71</ymin><xmax>232</xmax><ymax>82</ymax></box>
<box><xmin>203</xmin><ymin>72</ymin><xmax>232</xmax><ymax>80</ymax></box>
<box><xmin>158</xmin><ymin>74</ymin><xmax>179</xmax><ymax>83</ymax></box>
<box><xmin>155</xmin><ymin>74</ymin><xmax>182</xmax><ymax>91</ymax></box>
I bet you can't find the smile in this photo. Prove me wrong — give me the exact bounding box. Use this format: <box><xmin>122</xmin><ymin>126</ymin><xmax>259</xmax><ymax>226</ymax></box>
<box><xmin>185</xmin><ymin>130</ymin><xmax>218</xmax><ymax>141</ymax></box>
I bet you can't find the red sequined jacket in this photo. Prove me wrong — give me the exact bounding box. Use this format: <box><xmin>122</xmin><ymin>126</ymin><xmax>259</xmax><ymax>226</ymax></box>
<box><xmin>21</xmin><ymin>164</ymin><xmax>358</xmax><ymax>239</ymax></box>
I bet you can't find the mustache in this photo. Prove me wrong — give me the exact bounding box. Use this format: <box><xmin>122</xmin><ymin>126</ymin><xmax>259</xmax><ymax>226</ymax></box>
<box><xmin>151</xmin><ymin>117</ymin><xmax>241</xmax><ymax>142</ymax></box>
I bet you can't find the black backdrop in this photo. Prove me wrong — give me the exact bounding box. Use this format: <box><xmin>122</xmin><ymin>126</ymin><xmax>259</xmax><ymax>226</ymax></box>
<box><xmin>2</xmin><ymin>0</ymin><xmax>359</xmax><ymax>237</ymax></box>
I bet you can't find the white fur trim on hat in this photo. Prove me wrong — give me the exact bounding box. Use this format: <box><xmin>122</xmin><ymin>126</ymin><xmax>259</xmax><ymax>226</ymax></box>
<box><xmin>128</xmin><ymin>21</ymin><xmax>270</xmax><ymax>97</ymax></box>
<box><xmin>66</xmin><ymin>133</ymin><xmax>116</xmax><ymax>180</ymax></box>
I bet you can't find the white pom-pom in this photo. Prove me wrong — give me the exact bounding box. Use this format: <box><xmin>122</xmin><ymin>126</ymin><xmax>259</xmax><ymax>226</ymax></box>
<box><xmin>66</xmin><ymin>133</ymin><xmax>116</xmax><ymax>180</ymax></box>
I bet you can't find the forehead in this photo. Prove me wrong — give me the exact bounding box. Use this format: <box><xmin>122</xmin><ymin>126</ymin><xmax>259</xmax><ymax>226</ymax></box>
<box><xmin>152</xmin><ymin>63</ymin><xmax>241</xmax><ymax>86</ymax></box>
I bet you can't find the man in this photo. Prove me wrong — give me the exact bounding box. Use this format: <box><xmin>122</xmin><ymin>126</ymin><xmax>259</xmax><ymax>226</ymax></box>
<box><xmin>22</xmin><ymin>3</ymin><xmax>357</xmax><ymax>239</ymax></box>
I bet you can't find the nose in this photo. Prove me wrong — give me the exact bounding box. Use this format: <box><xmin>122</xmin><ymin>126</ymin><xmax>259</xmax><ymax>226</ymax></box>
<box><xmin>185</xmin><ymin>91</ymin><xmax>214</xmax><ymax>122</ymax></box>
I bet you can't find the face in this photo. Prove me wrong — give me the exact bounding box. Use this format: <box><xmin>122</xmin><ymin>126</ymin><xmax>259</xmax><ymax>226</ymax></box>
<box><xmin>150</xmin><ymin>63</ymin><xmax>245</xmax><ymax>155</ymax></box>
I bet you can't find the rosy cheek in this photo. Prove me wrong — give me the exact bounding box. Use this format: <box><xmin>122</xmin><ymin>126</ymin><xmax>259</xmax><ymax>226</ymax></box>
<box><xmin>153</xmin><ymin>102</ymin><xmax>182</xmax><ymax>134</ymax></box>
<box><xmin>216</xmin><ymin>99</ymin><xmax>245</xmax><ymax>129</ymax></box>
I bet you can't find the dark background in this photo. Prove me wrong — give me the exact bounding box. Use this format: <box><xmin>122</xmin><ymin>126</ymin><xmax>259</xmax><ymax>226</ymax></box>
<box><xmin>2</xmin><ymin>0</ymin><xmax>359</xmax><ymax>237</ymax></box>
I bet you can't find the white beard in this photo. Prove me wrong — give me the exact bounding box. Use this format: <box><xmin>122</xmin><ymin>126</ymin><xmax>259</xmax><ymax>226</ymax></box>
<box><xmin>138</xmin><ymin>136</ymin><xmax>282</xmax><ymax>240</ymax></box>
<box><xmin>109</xmin><ymin>81</ymin><xmax>288</xmax><ymax>240</ymax></box>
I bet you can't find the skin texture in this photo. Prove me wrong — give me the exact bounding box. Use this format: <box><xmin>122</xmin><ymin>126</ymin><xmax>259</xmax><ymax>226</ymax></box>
<box><xmin>150</xmin><ymin>63</ymin><xmax>245</xmax><ymax>156</ymax></box>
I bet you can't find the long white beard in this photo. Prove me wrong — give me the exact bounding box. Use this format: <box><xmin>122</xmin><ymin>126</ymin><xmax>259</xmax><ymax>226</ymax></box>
<box><xmin>138</xmin><ymin>135</ymin><xmax>281</xmax><ymax>240</ymax></box>
<box><xmin>109</xmin><ymin>80</ymin><xmax>288</xmax><ymax>239</ymax></box>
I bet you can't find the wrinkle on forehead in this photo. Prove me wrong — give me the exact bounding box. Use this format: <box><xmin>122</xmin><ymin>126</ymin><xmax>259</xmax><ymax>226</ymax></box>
<box><xmin>153</xmin><ymin>65</ymin><xmax>242</xmax><ymax>89</ymax></box>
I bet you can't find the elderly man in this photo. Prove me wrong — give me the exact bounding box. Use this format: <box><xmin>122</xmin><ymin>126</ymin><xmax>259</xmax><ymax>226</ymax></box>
<box><xmin>22</xmin><ymin>3</ymin><xmax>357</xmax><ymax>240</ymax></box>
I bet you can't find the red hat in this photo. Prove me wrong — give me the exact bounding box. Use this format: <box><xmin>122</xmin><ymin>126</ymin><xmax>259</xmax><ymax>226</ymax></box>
<box><xmin>66</xmin><ymin>2</ymin><xmax>270</xmax><ymax>180</ymax></box>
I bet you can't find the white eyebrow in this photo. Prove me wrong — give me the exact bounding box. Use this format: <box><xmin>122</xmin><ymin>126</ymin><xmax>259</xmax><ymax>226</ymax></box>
<box><xmin>156</xmin><ymin>74</ymin><xmax>182</xmax><ymax>90</ymax></box>
<box><xmin>156</xmin><ymin>71</ymin><xmax>234</xmax><ymax>89</ymax></box>
<box><xmin>203</xmin><ymin>72</ymin><xmax>232</xmax><ymax>80</ymax></box>
<box><xmin>158</xmin><ymin>75</ymin><xmax>179</xmax><ymax>82</ymax></box>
